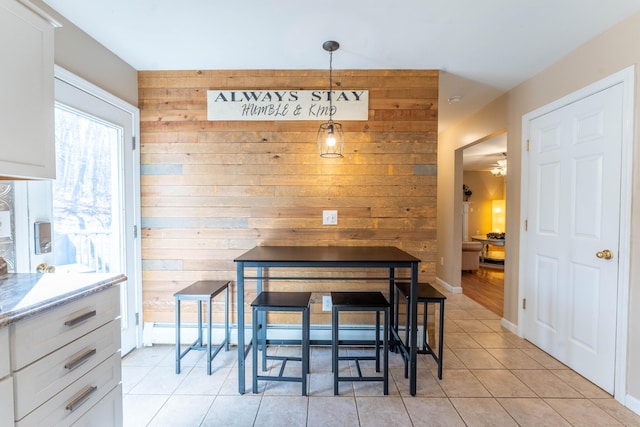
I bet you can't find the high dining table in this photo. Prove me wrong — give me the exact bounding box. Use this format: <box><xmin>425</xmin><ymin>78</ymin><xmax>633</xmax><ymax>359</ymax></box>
<box><xmin>234</xmin><ymin>245</ymin><xmax>421</xmax><ymax>396</ymax></box>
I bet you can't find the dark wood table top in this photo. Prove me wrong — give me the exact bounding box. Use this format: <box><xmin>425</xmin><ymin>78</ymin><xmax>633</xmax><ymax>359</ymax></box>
<box><xmin>234</xmin><ymin>246</ymin><xmax>420</xmax><ymax>263</ymax></box>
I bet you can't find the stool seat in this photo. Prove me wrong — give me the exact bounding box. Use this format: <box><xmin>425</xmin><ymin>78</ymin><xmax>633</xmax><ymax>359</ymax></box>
<box><xmin>251</xmin><ymin>291</ymin><xmax>313</xmax><ymax>309</ymax></box>
<box><xmin>395</xmin><ymin>281</ymin><xmax>446</xmax><ymax>302</ymax></box>
<box><xmin>395</xmin><ymin>282</ymin><xmax>446</xmax><ymax>379</ymax></box>
<box><xmin>331</xmin><ymin>291</ymin><xmax>389</xmax><ymax>395</ymax></box>
<box><xmin>174</xmin><ymin>280</ymin><xmax>230</xmax><ymax>375</ymax></box>
<box><xmin>251</xmin><ymin>291</ymin><xmax>311</xmax><ymax>396</ymax></box>
<box><xmin>331</xmin><ymin>291</ymin><xmax>390</xmax><ymax>309</ymax></box>
<box><xmin>174</xmin><ymin>280</ymin><xmax>229</xmax><ymax>300</ymax></box>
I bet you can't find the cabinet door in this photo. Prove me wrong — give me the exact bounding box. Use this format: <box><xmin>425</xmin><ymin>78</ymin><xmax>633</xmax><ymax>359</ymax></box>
<box><xmin>0</xmin><ymin>376</ymin><xmax>15</xmax><ymax>426</ymax></box>
<box><xmin>0</xmin><ymin>327</ymin><xmax>9</xmax><ymax>378</ymax></box>
<box><xmin>71</xmin><ymin>384</ymin><xmax>123</xmax><ymax>427</ymax></box>
<box><xmin>0</xmin><ymin>0</ymin><xmax>54</xmax><ymax>179</ymax></box>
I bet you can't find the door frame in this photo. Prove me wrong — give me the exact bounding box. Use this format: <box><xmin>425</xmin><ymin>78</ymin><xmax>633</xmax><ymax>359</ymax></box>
<box><xmin>519</xmin><ymin>66</ymin><xmax>634</xmax><ymax>403</ymax></box>
<box><xmin>54</xmin><ymin>66</ymin><xmax>143</xmax><ymax>352</ymax></box>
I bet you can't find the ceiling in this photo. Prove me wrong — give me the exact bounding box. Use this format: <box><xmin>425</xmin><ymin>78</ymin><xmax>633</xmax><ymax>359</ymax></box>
<box><xmin>43</xmin><ymin>0</ymin><xmax>640</xmax><ymax>137</ymax></box>
<box><xmin>463</xmin><ymin>133</ymin><xmax>507</xmax><ymax>172</ymax></box>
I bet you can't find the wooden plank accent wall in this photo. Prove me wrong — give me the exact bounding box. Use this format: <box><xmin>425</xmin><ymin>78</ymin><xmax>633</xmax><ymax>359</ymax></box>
<box><xmin>138</xmin><ymin>69</ymin><xmax>438</xmax><ymax>325</ymax></box>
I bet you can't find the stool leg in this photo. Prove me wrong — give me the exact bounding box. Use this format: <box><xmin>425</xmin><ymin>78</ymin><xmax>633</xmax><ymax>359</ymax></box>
<box><xmin>175</xmin><ymin>298</ymin><xmax>181</xmax><ymax>374</ymax></box>
<box><xmin>332</xmin><ymin>306</ymin><xmax>339</xmax><ymax>395</ymax></box>
<box><xmin>375</xmin><ymin>310</ymin><xmax>381</xmax><ymax>373</ymax></box>
<box><xmin>224</xmin><ymin>286</ymin><xmax>230</xmax><ymax>351</ymax></box>
<box><xmin>422</xmin><ymin>301</ymin><xmax>428</xmax><ymax>352</ymax></box>
<box><xmin>394</xmin><ymin>287</ymin><xmax>399</xmax><ymax>342</ymax></box>
<box><xmin>261</xmin><ymin>313</ymin><xmax>267</xmax><ymax>372</ymax></box>
<box><xmin>302</xmin><ymin>307</ymin><xmax>309</xmax><ymax>396</ymax></box>
<box><xmin>252</xmin><ymin>307</ymin><xmax>259</xmax><ymax>394</ymax></box>
<box><xmin>258</xmin><ymin>311</ymin><xmax>267</xmax><ymax>371</ymax></box>
<box><xmin>383</xmin><ymin>307</ymin><xmax>389</xmax><ymax>395</ymax></box>
<box><xmin>404</xmin><ymin>296</ymin><xmax>410</xmax><ymax>379</ymax></box>
<box><xmin>197</xmin><ymin>300</ymin><xmax>203</xmax><ymax>347</ymax></box>
<box><xmin>207</xmin><ymin>297</ymin><xmax>212</xmax><ymax>375</ymax></box>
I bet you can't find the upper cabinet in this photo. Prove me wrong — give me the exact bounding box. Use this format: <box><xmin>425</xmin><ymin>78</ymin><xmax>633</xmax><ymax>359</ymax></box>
<box><xmin>0</xmin><ymin>0</ymin><xmax>55</xmax><ymax>179</ymax></box>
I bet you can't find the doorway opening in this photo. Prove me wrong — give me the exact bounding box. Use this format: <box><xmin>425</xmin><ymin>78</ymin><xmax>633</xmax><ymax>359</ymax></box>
<box><xmin>460</xmin><ymin>132</ymin><xmax>507</xmax><ymax>316</ymax></box>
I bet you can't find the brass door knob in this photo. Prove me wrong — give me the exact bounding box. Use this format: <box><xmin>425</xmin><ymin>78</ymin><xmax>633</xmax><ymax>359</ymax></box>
<box><xmin>596</xmin><ymin>249</ymin><xmax>613</xmax><ymax>260</ymax></box>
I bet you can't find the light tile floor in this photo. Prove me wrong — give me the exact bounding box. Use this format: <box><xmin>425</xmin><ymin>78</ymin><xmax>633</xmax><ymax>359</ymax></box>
<box><xmin>122</xmin><ymin>291</ymin><xmax>640</xmax><ymax>426</ymax></box>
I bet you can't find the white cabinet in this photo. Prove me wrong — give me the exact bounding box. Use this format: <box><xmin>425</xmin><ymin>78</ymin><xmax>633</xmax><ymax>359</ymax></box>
<box><xmin>0</xmin><ymin>327</ymin><xmax>14</xmax><ymax>427</ymax></box>
<box><xmin>0</xmin><ymin>376</ymin><xmax>15</xmax><ymax>427</ymax></box>
<box><xmin>71</xmin><ymin>384</ymin><xmax>123</xmax><ymax>427</ymax></box>
<box><xmin>9</xmin><ymin>286</ymin><xmax>122</xmax><ymax>426</ymax></box>
<box><xmin>10</xmin><ymin>286</ymin><xmax>119</xmax><ymax>370</ymax></box>
<box><xmin>0</xmin><ymin>326</ymin><xmax>9</xmax><ymax>378</ymax></box>
<box><xmin>0</xmin><ymin>0</ymin><xmax>55</xmax><ymax>179</ymax></box>
<box><xmin>12</xmin><ymin>320</ymin><xmax>120</xmax><ymax>419</ymax></box>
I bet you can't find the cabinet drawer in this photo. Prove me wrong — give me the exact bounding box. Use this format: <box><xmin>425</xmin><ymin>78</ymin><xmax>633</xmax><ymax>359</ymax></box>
<box><xmin>71</xmin><ymin>383</ymin><xmax>122</xmax><ymax>427</ymax></box>
<box><xmin>0</xmin><ymin>326</ymin><xmax>9</xmax><ymax>378</ymax></box>
<box><xmin>15</xmin><ymin>352</ymin><xmax>121</xmax><ymax>427</ymax></box>
<box><xmin>0</xmin><ymin>375</ymin><xmax>15</xmax><ymax>427</ymax></box>
<box><xmin>11</xmin><ymin>286</ymin><xmax>119</xmax><ymax>370</ymax></box>
<box><xmin>13</xmin><ymin>319</ymin><xmax>120</xmax><ymax>420</ymax></box>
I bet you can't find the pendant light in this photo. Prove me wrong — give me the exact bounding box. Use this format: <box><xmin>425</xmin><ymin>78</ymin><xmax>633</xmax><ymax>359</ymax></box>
<box><xmin>316</xmin><ymin>40</ymin><xmax>344</xmax><ymax>158</ymax></box>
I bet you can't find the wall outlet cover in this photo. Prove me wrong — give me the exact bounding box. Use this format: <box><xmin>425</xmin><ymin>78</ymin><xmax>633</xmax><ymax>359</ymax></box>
<box><xmin>322</xmin><ymin>295</ymin><xmax>332</xmax><ymax>311</ymax></box>
<box><xmin>322</xmin><ymin>210</ymin><xmax>338</xmax><ymax>225</ymax></box>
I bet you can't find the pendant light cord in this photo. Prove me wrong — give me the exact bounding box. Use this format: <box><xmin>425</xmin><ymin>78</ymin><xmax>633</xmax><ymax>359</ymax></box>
<box><xmin>329</xmin><ymin>49</ymin><xmax>334</xmax><ymax>121</ymax></box>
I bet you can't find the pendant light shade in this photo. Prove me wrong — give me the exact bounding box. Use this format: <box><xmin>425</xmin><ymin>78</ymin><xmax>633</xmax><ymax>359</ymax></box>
<box><xmin>317</xmin><ymin>40</ymin><xmax>344</xmax><ymax>158</ymax></box>
<box><xmin>317</xmin><ymin>120</ymin><xmax>344</xmax><ymax>158</ymax></box>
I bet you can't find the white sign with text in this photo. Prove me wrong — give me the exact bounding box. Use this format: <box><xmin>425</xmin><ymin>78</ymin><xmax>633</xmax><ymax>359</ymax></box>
<box><xmin>207</xmin><ymin>90</ymin><xmax>368</xmax><ymax>121</ymax></box>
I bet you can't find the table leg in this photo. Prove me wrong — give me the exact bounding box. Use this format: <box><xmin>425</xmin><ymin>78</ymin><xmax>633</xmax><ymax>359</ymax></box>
<box><xmin>175</xmin><ymin>298</ymin><xmax>180</xmax><ymax>374</ymax></box>
<box><xmin>437</xmin><ymin>299</ymin><xmax>445</xmax><ymax>379</ymax></box>
<box><xmin>409</xmin><ymin>262</ymin><xmax>418</xmax><ymax>396</ymax></box>
<box><xmin>257</xmin><ymin>267</ymin><xmax>266</xmax><ymax>372</ymax></box>
<box><xmin>237</xmin><ymin>262</ymin><xmax>245</xmax><ymax>394</ymax></box>
<box><xmin>225</xmin><ymin>285</ymin><xmax>230</xmax><ymax>351</ymax></box>
<box><xmin>388</xmin><ymin>268</ymin><xmax>395</xmax><ymax>351</ymax></box>
<box><xmin>207</xmin><ymin>297</ymin><xmax>212</xmax><ymax>375</ymax></box>
<box><xmin>197</xmin><ymin>300</ymin><xmax>203</xmax><ymax>347</ymax></box>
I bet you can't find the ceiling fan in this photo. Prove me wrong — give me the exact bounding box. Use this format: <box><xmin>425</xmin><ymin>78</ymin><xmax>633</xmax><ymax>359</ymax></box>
<box><xmin>490</xmin><ymin>153</ymin><xmax>507</xmax><ymax>176</ymax></box>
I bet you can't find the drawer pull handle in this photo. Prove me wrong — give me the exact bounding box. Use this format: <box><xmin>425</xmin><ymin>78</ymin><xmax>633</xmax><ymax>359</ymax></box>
<box><xmin>65</xmin><ymin>385</ymin><xmax>97</xmax><ymax>412</ymax></box>
<box><xmin>64</xmin><ymin>310</ymin><xmax>97</xmax><ymax>327</ymax></box>
<box><xmin>64</xmin><ymin>348</ymin><xmax>97</xmax><ymax>371</ymax></box>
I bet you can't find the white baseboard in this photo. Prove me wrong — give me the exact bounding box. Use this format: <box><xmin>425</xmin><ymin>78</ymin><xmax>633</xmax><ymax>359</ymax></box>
<box><xmin>500</xmin><ymin>317</ymin><xmax>518</xmax><ymax>334</ymax></box>
<box><xmin>436</xmin><ymin>276</ymin><xmax>462</xmax><ymax>294</ymax></box>
<box><xmin>624</xmin><ymin>394</ymin><xmax>640</xmax><ymax>415</ymax></box>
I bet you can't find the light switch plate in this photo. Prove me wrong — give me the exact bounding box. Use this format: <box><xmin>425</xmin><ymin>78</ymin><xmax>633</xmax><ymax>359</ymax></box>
<box><xmin>322</xmin><ymin>210</ymin><xmax>338</xmax><ymax>225</ymax></box>
<box><xmin>322</xmin><ymin>295</ymin><xmax>332</xmax><ymax>311</ymax></box>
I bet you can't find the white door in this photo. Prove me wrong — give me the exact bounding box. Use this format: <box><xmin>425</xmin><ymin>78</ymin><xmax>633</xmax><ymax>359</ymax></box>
<box><xmin>53</xmin><ymin>71</ymin><xmax>141</xmax><ymax>355</ymax></box>
<box><xmin>524</xmin><ymin>83</ymin><xmax>623</xmax><ymax>393</ymax></box>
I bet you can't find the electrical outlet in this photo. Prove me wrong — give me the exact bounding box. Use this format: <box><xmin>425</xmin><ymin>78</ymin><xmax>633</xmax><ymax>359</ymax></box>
<box><xmin>322</xmin><ymin>210</ymin><xmax>338</xmax><ymax>225</ymax></box>
<box><xmin>322</xmin><ymin>295</ymin><xmax>332</xmax><ymax>311</ymax></box>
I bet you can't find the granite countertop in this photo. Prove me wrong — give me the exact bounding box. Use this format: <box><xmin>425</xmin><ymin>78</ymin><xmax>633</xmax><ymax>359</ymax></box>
<box><xmin>0</xmin><ymin>272</ymin><xmax>127</xmax><ymax>327</ymax></box>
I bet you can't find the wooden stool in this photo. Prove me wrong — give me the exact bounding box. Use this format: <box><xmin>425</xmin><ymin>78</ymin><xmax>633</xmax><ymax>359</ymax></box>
<box><xmin>395</xmin><ymin>281</ymin><xmax>446</xmax><ymax>379</ymax></box>
<box><xmin>174</xmin><ymin>280</ymin><xmax>230</xmax><ymax>375</ymax></box>
<box><xmin>251</xmin><ymin>291</ymin><xmax>311</xmax><ymax>396</ymax></box>
<box><xmin>331</xmin><ymin>291</ymin><xmax>389</xmax><ymax>395</ymax></box>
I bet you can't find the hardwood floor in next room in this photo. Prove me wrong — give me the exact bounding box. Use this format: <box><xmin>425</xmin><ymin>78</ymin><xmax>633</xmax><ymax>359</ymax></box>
<box><xmin>462</xmin><ymin>267</ymin><xmax>504</xmax><ymax>317</ymax></box>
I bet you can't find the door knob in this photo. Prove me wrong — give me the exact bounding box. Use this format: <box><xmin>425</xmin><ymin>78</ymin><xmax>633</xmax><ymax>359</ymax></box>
<box><xmin>596</xmin><ymin>249</ymin><xmax>613</xmax><ymax>260</ymax></box>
